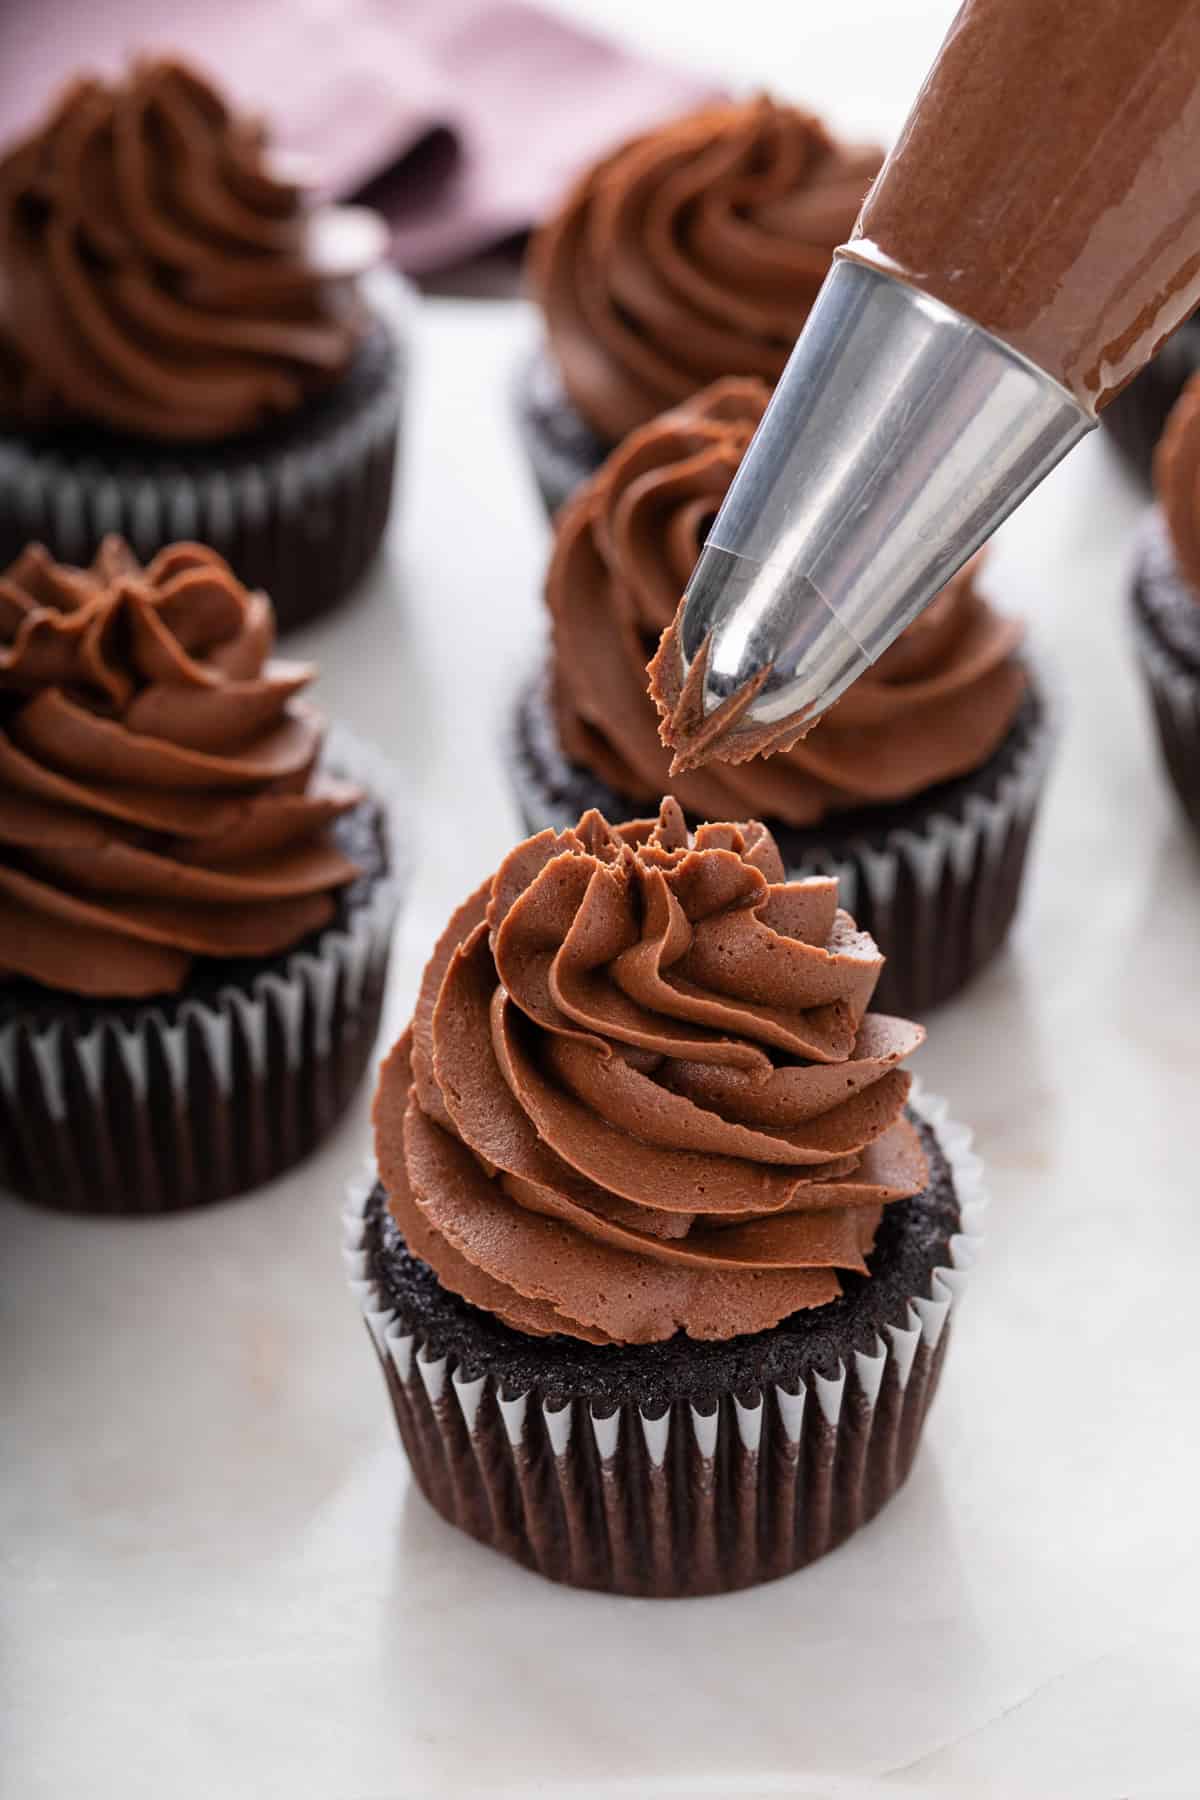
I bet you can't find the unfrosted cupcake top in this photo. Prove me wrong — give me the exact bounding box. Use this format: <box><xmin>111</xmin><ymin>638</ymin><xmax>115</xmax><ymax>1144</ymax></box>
<box><xmin>1156</xmin><ymin>371</ymin><xmax>1200</xmax><ymax>598</ymax></box>
<box><xmin>373</xmin><ymin>802</ymin><xmax>927</xmax><ymax>1346</ymax></box>
<box><xmin>0</xmin><ymin>537</ymin><xmax>363</xmax><ymax>997</ymax></box>
<box><xmin>549</xmin><ymin>379</ymin><xmax>1029</xmax><ymax>826</ymax></box>
<box><xmin>530</xmin><ymin>96</ymin><xmax>882</xmax><ymax>444</ymax></box>
<box><xmin>0</xmin><ymin>59</ymin><xmax>385</xmax><ymax>442</ymax></box>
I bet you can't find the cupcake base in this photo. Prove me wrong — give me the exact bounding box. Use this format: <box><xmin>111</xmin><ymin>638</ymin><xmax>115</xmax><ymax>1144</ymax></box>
<box><xmin>1130</xmin><ymin>511</ymin><xmax>1200</xmax><ymax>838</ymax></box>
<box><xmin>513</xmin><ymin>343</ymin><xmax>612</xmax><ymax>518</ymax></box>
<box><xmin>1100</xmin><ymin>316</ymin><xmax>1200</xmax><ymax>487</ymax></box>
<box><xmin>0</xmin><ymin>732</ymin><xmax>404</xmax><ymax>1215</ymax></box>
<box><xmin>0</xmin><ymin>288</ymin><xmax>411</xmax><ymax>633</ymax></box>
<box><xmin>345</xmin><ymin>1094</ymin><xmax>982</xmax><ymax>1598</ymax></box>
<box><xmin>508</xmin><ymin>671</ymin><xmax>1053</xmax><ymax>1016</ymax></box>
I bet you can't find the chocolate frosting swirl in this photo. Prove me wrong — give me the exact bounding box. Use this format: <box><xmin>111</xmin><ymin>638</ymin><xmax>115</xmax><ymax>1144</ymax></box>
<box><xmin>531</xmin><ymin>97</ymin><xmax>882</xmax><ymax>444</ymax></box>
<box><xmin>1156</xmin><ymin>372</ymin><xmax>1200</xmax><ymax>597</ymax></box>
<box><xmin>373</xmin><ymin>802</ymin><xmax>927</xmax><ymax>1346</ymax></box>
<box><xmin>0</xmin><ymin>59</ymin><xmax>385</xmax><ymax>441</ymax></box>
<box><xmin>0</xmin><ymin>537</ymin><xmax>362</xmax><ymax>997</ymax></box>
<box><xmin>548</xmin><ymin>379</ymin><xmax>1028</xmax><ymax>824</ymax></box>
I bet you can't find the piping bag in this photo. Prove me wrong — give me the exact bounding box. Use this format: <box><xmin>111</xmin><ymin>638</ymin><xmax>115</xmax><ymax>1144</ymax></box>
<box><xmin>651</xmin><ymin>0</ymin><xmax>1200</xmax><ymax>772</ymax></box>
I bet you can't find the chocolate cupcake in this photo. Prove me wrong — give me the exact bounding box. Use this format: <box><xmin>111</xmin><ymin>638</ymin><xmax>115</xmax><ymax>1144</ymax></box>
<box><xmin>517</xmin><ymin>97</ymin><xmax>881</xmax><ymax>516</ymax></box>
<box><xmin>509</xmin><ymin>381</ymin><xmax>1052</xmax><ymax>1015</ymax></box>
<box><xmin>0</xmin><ymin>537</ymin><xmax>403</xmax><ymax>1214</ymax></box>
<box><xmin>0</xmin><ymin>60</ymin><xmax>408</xmax><ymax>629</ymax></box>
<box><xmin>1101</xmin><ymin>314</ymin><xmax>1200</xmax><ymax>486</ymax></box>
<box><xmin>345</xmin><ymin>803</ymin><xmax>983</xmax><ymax>1597</ymax></box>
<box><xmin>1130</xmin><ymin>374</ymin><xmax>1200</xmax><ymax>836</ymax></box>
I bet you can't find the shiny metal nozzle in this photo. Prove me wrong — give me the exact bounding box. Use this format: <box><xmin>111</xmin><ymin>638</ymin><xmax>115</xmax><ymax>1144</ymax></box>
<box><xmin>672</xmin><ymin>258</ymin><xmax>1093</xmax><ymax>754</ymax></box>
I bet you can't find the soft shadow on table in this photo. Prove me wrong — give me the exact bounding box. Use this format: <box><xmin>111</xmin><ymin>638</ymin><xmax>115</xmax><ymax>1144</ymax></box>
<box><xmin>1033</xmin><ymin>786</ymin><xmax>1199</xmax><ymax>1122</ymax></box>
<box><xmin>380</xmin><ymin>1452</ymin><xmax>1005</xmax><ymax>1787</ymax></box>
<box><xmin>287</xmin><ymin>542</ymin><xmax>427</xmax><ymax>754</ymax></box>
<box><xmin>1111</xmin><ymin>817</ymin><xmax>1200</xmax><ymax>1064</ymax></box>
<box><xmin>913</xmin><ymin>936</ymin><xmax>1053</xmax><ymax>1179</ymax></box>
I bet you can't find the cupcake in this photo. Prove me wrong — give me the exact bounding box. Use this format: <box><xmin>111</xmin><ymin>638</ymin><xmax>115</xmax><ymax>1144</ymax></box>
<box><xmin>1101</xmin><ymin>314</ymin><xmax>1200</xmax><ymax>487</ymax></box>
<box><xmin>0</xmin><ymin>59</ymin><xmax>408</xmax><ymax>629</ymax></box>
<box><xmin>517</xmin><ymin>97</ymin><xmax>882</xmax><ymax>516</ymax></box>
<box><xmin>1130</xmin><ymin>374</ymin><xmax>1200</xmax><ymax>836</ymax></box>
<box><xmin>346</xmin><ymin>803</ymin><xmax>983</xmax><ymax>1597</ymax></box>
<box><xmin>0</xmin><ymin>536</ymin><xmax>402</xmax><ymax>1213</ymax></box>
<box><xmin>509</xmin><ymin>380</ymin><xmax>1052</xmax><ymax>1016</ymax></box>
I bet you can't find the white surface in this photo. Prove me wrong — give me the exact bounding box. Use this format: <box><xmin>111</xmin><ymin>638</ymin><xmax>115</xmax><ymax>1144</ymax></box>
<box><xmin>542</xmin><ymin>0</ymin><xmax>961</xmax><ymax>144</ymax></box>
<box><xmin>6</xmin><ymin>6</ymin><xmax>1200</xmax><ymax>1794</ymax></box>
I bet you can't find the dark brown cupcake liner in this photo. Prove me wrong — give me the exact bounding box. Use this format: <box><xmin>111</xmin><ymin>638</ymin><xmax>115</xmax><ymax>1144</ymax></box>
<box><xmin>345</xmin><ymin>1088</ymin><xmax>984</xmax><ymax>1598</ymax></box>
<box><xmin>509</xmin><ymin>665</ymin><xmax>1055</xmax><ymax>1016</ymax></box>
<box><xmin>512</xmin><ymin>341</ymin><xmax>611</xmax><ymax>518</ymax></box>
<box><xmin>0</xmin><ymin>274</ymin><xmax>413</xmax><ymax>632</ymax></box>
<box><xmin>0</xmin><ymin>728</ymin><xmax>405</xmax><ymax>1215</ymax></box>
<box><xmin>780</xmin><ymin>679</ymin><xmax>1054</xmax><ymax>1015</ymax></box>
<box><xmin>1130</xmin><ymin>537</ymin><xmax>1200</xmax><ymax>839</ymax></box>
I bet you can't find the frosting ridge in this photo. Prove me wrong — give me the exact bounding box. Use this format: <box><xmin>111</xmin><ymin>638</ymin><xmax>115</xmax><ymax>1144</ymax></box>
<box><xmin>0</xmin><ymin>58</ymin><xmax>384</xmax><ymax>441</ymax></box>
<box><xmin>547</xmin><ymin>380</ymin><xmax>1028</xmax><ymax>822</ymax></box>
<box><xmin>0</xmin><ymin>537</ymin><xmax>362</xmax><ymax>996</ymax></box>
<box><xmin>531</xmin><ymin>97</ymin><xmax>882</xmax><ymax>443</ymax></box>
<box><xmin>373</xmin><ymin>802</ymin><xmax>928</xmax><ymax>1345</ymax></box>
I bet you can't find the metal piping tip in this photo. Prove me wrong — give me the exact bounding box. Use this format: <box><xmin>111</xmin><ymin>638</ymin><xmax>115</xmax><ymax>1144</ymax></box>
<box><xmin>653</xmin><ymin>258</ymin><xmax>1092</xmax><ymax>769</ymax></box>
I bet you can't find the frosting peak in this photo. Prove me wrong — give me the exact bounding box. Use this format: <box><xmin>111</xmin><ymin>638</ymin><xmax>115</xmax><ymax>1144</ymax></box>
<box><xmin>374</xmin><ymin>803</ymin><xmax>927</xmax><ymax>1346</ymax></box>
<box><xmin>0</xmin><ymin>58</ymin><xmax>385</xmax><ymax>441</ymax></box>
<box><xmin>0</xmin><ymin>537</ymin><xmax>361</xmax><ymax>997</ymax></box>
<box><xmin>531</xmin><ymin>97</ymin><xmax>882</xmax><ymax>443</ymax></box>
<box><xmin>548</xmin><ymin>380</ymin><xmax>1027</xmax><ymax>823</ymax></box>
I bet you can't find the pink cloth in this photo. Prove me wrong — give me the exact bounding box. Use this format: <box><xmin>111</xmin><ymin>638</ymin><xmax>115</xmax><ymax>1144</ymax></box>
<box><xmin>0</xmin><ymin>0</ymin><xmax>720</xmax><ymax>274</ymax></box>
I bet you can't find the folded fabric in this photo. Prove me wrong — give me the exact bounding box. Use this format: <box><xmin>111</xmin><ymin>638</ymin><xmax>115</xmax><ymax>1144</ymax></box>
<box><xmin>0</xmin><ymin>0</ymin><xmax>721</xmax><ymax>274</ymax></box>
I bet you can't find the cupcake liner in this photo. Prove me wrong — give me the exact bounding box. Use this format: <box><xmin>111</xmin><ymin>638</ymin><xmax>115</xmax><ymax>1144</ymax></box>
<box><xmin>345</xmin><ymin>1086</ymin><xmax>985</xmax><ymax>1598</ymax></box>
<box><xmin>509</xmin><ymin>665</ymin><xmax>1055</xmax><ymax>1016</ymax></box>
<box><xmin>512</xmin><ymin>342</ymin><xmax>610</xmax><ymax>519</ymax></box>
<box><xmin>0</xmin><ymin>727</ymin><xmax>406</xmax><ymax>1215</ymax></box>
<box><xmin>1130</xmin><ymin>581</ymin><xmax>1200</xmax><ymax>839</ymax></box>
<box><xmin>0</xmin><ymin>275</ymin><xmax>414</xmax><ymax>632</ymax></box>
<box><xmin>775</xmin><ymin>677</ymin><xmax>1055</xmax><ymax>1016</ymax></box>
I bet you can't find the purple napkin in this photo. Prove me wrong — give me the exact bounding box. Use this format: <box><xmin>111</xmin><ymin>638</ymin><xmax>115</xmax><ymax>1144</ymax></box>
<box><xmin>0</xmin><ymin>0</ymin><xmax>720</xmax><ymax>274</ymax></box>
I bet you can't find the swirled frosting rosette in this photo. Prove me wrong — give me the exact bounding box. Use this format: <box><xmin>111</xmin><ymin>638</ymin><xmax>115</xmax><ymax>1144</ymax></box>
<box><xmin>530</xmin><ymin>97</ymin><xmax>882</xmax><ymax>445</ymax></box>
<box><xmin>551</xmin><ymin>379</ymin><xmax>1028</xmax><ymax>824</ymax></box>
<box><xmin>0</xmin><ymin>59</ymin><xmax>384</xmax><ymax>442</ymax></box>
<box><xmin>1156</xmin><ymin>374</ymin><xmax>1200</xmax><ymax>602</ymax></box>
<box><xmin>374</xmin><ymin>801</ymin><xmax>927</xmax><ymax>1345</ymax></box>
<box><xmin>0</xmin><ymin>537</ymin><xmax>362</xmax><ymax>998</ymax></box>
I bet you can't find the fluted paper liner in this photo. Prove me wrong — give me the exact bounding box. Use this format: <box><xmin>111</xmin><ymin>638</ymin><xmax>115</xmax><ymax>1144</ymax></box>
<box><xmin>0</xmin><ymin>727</ymin><xmax>405</xmax><ymax>1214</ymax></box>
<box><xmin>1131</xmin><ymin>587</ymin><xmax>1200</xmax><ymax>839</ymax></box>
<box><xmin>346</xmin><ymin>1086</ymin><xmax>985</xmax><ymax>1598</ymax></box>
<box><xmin>514</xmin><ymin>342</ymin><xmax>610</xmax><ymax>519</ymax></box>
<box><xmin>511</xmin><ymin>666</ymin><xmax>1054</xmax><ymax>1015</ymax></box>
<box><xmin>780</xmin><ymin>679</ymin><xmax>1054</xmax><ymax>1015</ymax></box>
<box><xmin>0</xmin><ymin>276</ymin><xmax>412</xmax><ymax>631</ymax></box>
